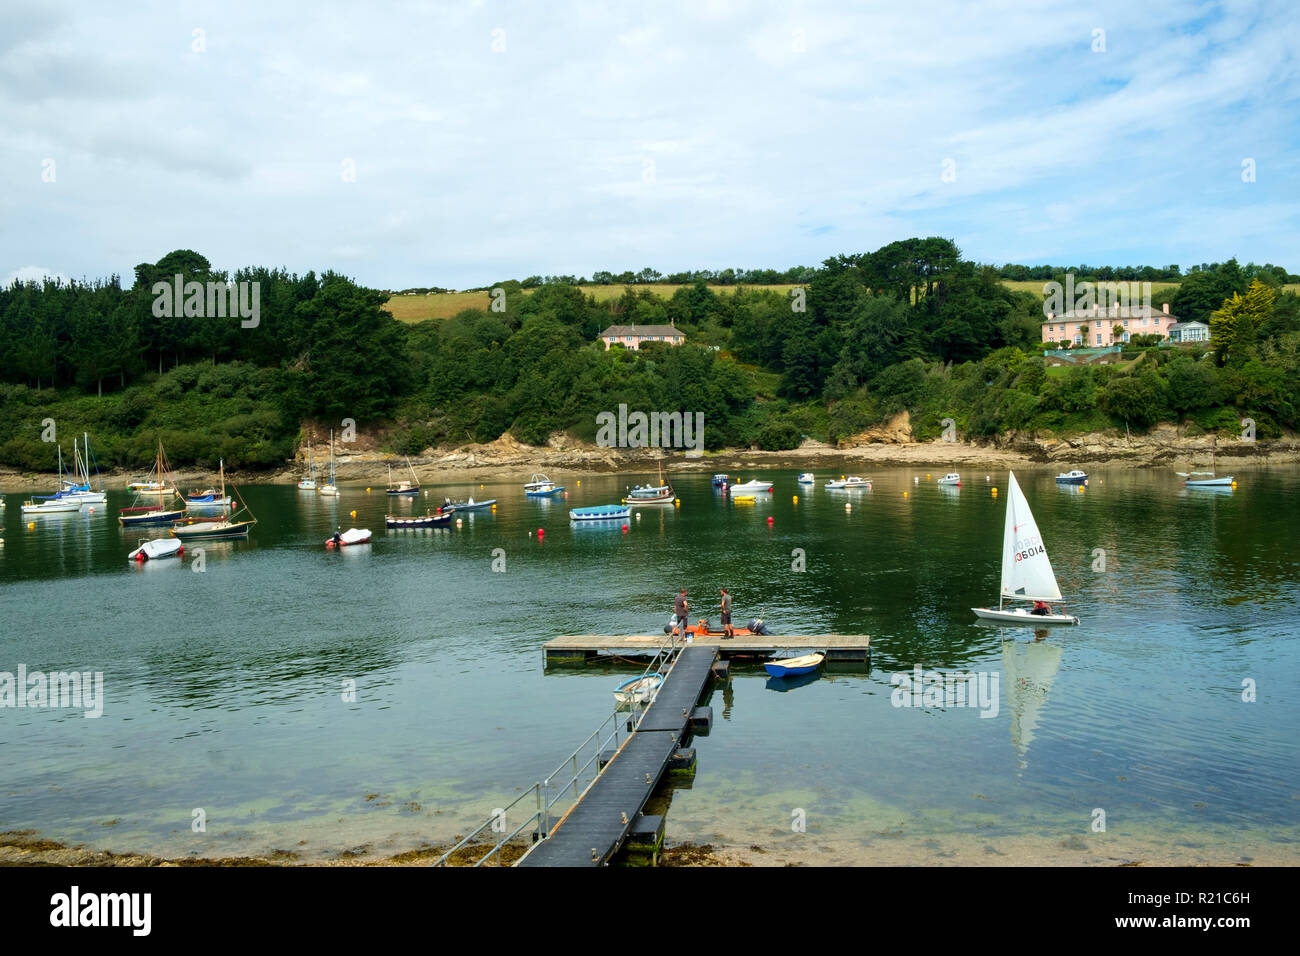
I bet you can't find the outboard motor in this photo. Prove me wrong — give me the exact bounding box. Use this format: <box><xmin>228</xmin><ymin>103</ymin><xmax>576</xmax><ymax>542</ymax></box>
<box><xmin>747</xmin><ymin>617</ymin><xmax>770</xmax><ymax>636</ymax></box>
<box><xmin>664</xmin><ymin>614</ymin><xmax>678</xmax><ymax>635</ymax></box>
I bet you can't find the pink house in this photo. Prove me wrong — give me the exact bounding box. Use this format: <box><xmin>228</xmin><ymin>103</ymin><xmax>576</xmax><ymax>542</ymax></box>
<box><xmin>1042</xmin><ymin>302</ymin><xmax>1176</xmax><ymax>347</ymax></box>
<box><xmin>598</xmin><ymin>324</ymin><xmax>685</xmax><ymax>350</ymax></box>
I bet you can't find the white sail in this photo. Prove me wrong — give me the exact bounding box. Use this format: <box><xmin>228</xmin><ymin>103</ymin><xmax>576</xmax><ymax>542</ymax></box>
<box><xmin>1000</xmin><ymin>472</ymin><xmax>1063</xmax><ymax>602</ymax></box>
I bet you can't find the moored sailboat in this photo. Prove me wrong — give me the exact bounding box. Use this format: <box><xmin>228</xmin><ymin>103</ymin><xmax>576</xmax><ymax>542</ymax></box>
<box><xmin>119</xmin><ymin>441</ymin><xmax>186</xmax><ymax>526</ymax></box>
<box><xmin>319</xmin><ymin>430</ymin><xmax>339</xmax><ymax>496</ymax></box>
<box><xmin>1179</xmin><ymin>435</ymin><xmax>1234</xmax><ymax>488</ymax></box>
<box><xmin>386</xmin><ymin>458</ymin><xmax>421</xmax><ymax>496</ymax></box>
<box><xmin>297</xmin><ymin>441</ymin><xmax>317</xmax><ymax>490</ymax></box>
<box><xmin>972</xmin><ymin>471</ymin><xmax>1079</xmax><ymax>626</ymax></box>
<box><xmin>170</xmin><ymin>460</ymin><xmax>257</xmax><ymax>540</ymax></box>
<box><xmin>623</xmin><ymin>461</ymin><xmax>674</xmax><ymax>505</ymax></box>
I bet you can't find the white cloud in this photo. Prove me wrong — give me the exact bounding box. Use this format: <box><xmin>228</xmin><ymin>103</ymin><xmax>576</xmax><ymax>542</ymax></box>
<box><xmin>5</xmin><ymin>266</ymin><xmax>68</xmax><ymax>286</ymax></box>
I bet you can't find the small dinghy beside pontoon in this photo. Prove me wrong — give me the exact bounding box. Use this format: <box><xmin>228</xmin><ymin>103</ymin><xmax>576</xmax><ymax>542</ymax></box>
<box><xmin>613</xmin><ymin>673</ymin><xmax>664</xmax><ymax>706</ymax></box>
<box><xmin>764</xmin><ymin>653</ymin><xmax>824</xmax><ymax>678</ymax></box>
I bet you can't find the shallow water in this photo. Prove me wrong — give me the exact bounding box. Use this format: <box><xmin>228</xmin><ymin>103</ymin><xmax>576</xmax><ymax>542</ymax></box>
<box><xmin>2</xmin><ymin>467</ymin><xmax>1297</xmax><ymax>862</ymax></box>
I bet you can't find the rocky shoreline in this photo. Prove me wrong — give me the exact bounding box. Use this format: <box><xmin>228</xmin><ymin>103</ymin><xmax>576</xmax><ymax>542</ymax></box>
<box><xmin>2</xmin><ymin>424</ymin><xmax>1295</xmax><ymax>491</ymax></box>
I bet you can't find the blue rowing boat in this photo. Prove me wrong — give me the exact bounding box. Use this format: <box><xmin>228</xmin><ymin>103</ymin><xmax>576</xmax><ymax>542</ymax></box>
<box><xmin>570</xmin><ymin>505</ymin><xmax>631</xmax><ymax>521</ymax></box>
<box><xmin>763</xmin><ymin>653</ymin><xmax>824</xmax><ymax>678</ymax></box>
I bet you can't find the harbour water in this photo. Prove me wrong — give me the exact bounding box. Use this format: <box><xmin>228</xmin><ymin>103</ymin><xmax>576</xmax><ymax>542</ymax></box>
<box><xmin>2</xmin><ymin>467</ymin><xmax>1297</xmax><ymax>863</ymax></box>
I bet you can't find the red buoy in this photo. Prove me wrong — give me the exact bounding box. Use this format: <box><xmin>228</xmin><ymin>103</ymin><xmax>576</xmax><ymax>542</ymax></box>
<box><xmin>622</xmin><ymin>524</ymin><xmax>628</xmax><ymax>533</ymax></box>
<box><xmin>537</xmin><ymin>528</ymin><xmax>544</xmax><ymax>539</ymax></box>
<box><xmin>767</xmin><ymin>516</ymin><xmax>774</xmax><ymax>525</ymax></box>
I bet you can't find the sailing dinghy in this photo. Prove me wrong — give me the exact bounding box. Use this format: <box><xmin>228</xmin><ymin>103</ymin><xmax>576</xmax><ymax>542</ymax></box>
<box><xmin>972</xmin><ymin>472</ymin><xmax>1079</xmax><ymax>626</ymax></box>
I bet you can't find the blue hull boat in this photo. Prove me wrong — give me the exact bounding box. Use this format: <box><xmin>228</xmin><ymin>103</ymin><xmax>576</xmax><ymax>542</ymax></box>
<box><xmin>570</xmin><ymin>505</ymin><xmax>631</xmax><ymax>521</ymax></box>
<box><xmin>526</xmin><ymin>486</ymin><xmax>564</xmax><ymax>497</ymax></box>
<box><xmin>763</xmin><ymin>653</ymin><xmax>824</xmax><ymax>678</ymax></box>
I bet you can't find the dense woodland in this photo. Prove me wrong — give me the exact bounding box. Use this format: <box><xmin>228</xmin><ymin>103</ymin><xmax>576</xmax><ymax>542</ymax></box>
<box><xmin>1</xmin><ymin>241</ymin><xmax>1297</xmax><ymax>472</ymax></box>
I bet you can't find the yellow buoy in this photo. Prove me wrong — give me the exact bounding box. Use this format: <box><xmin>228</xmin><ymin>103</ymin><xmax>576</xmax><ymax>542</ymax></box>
<box><xmin>674</xmin><ymin>498</ymin><xmax>680</xmax><ymax>506</ymax></box>
<box><xmin>366</xmin><ymin>487</ymin><xmax>371</xmax><ymax>493</ymax></box>
<box><xmin>350</xmin><ymin>510</ymin><xmax>357</xmax><ymax>516</ymax></box>
<box><xmin>903</xmin><ymin>491</ymin><xmax>908</xmax><ymax>497</ymax></box>
<box><xmin>1232</xmin><ymin>481</ymin><xmax>1237</xmax><ymax>488</ymax></box>
<box><xmin>793</xmin><ymin>495</ymin><xmax>798</xmax><ymax>504</ymax></box>
<box><xmin>926</xmin><ymin>473</ymin><xmax>931</xmax><ymax>480</ymax></box>
<box><xmin>28</xmin><ymin>522</ymin><xmax>35</xmax><ymax>529</ymax></box>
<box><xmin>992</xmin><ymin>487</ymin><xmax>998</xmax><ymax>496</ymax></box>
<box><xmin>577</xmin><ymin>480</ymin><xmax>581</xmax><ymax>486</ymax></box>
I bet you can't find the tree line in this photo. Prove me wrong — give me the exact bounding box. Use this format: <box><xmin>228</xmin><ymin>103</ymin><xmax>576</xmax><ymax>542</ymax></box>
<box><xmin>1</xmin><ymin>240</ymin><xmax>1296</xmax><ymax>473</ymax></box>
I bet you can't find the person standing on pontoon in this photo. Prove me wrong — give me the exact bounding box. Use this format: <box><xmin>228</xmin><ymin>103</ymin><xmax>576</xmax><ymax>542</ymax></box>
<box><xmin>673</xmin><ymin>588</ymin><xmax>689</xmax><ymax>638</ymax></box>
<box><xmin>720</xmin><ymin>588</ymin><xmax>734</xmax><ymax>639</ymax></box>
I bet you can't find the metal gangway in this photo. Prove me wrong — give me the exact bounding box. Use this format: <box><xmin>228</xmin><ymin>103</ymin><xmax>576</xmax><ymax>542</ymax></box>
<box><xmin>433</xmin><ymin>634</ymin><xmax>687</xmax><ymax>867</ymax></box>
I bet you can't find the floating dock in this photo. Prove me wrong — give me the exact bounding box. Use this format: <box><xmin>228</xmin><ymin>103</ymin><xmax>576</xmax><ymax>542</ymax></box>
<box><xmin>515</xmin><ymin>644</ymin><xmax>719</xmax><ymax>867</ymax></box>
<box><xmin>543</xmin><ymin>633</ymin><xmax>870</xmax><ymax>665</ymax></box>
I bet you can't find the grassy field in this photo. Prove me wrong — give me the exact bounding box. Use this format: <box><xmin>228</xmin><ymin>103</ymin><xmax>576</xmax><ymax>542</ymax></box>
<box><xmin>383</xmin><ymin>280</ymin><xmax>1300</xmax><ymax>323</ymax></box>
<box><xmin>383</xmin><ymin>284</ymin><xmax>801</xmax><ymax>322</ymax></box>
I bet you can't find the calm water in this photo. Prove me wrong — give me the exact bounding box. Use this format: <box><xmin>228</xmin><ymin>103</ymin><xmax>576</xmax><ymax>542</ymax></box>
<box><xmin>2</xmin><ymin>467</ymin><xmax>1298</xmax><ymax>861</ymax></box>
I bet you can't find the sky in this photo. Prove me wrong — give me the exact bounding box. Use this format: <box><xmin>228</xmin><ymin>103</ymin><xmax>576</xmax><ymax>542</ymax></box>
<box><xmin>2</xmin><ymin>0</ymin><xmax>1298</xmax><ymax>290</ymax></box>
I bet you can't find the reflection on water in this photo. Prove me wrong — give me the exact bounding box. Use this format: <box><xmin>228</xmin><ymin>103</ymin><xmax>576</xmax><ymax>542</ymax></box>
<box><xmin>2</xmin><ymin>466</ymin><xmax>1298</xmax><ymax>861</ymax></box>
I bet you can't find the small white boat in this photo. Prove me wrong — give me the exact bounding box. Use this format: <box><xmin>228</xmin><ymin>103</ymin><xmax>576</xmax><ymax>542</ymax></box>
<box><xmin>128</xmin><ymin>538</ymin><xmax>184</xmax><ymax>561</ymax></box>
<box><xmin>21</xmin><ymin>498</ymin><xmax>82</xmax><ymax>515</ymax></box>
<box><xmin>730</xmin><ymin>479</ymin><xmax>774</xmax><ymax>493</ymax></box>
<box><xmin>826</xmin><ymin>476</ymin><xmax>871</xmax><ymax>490</ymax></box>
<box><xmin>127</xmin><ymin>480</ymin><xmax>167</xmax><ymax>493</ymax></box>
<box><xmin>973</xmin><ymin>471</ymin><xmax>1080</xmax><ymax>626</ymax></box>
<box><xmin>797</xmin><ymin>473</ymin><xmax>815</xmax><ymax>484</ymax></box>
<box><xmin>937</xmin><ymin>473</ymin><xmax>961</xmax><ymax>486</ymax></box>
<box><xmin>1055</xmin><ymin>470</ymin><xmax>1088</xmax><ymax>484</ymax></box>
<box><xmin>613</xmin><ymin>673</ymin><xmax>664</xmax><ymax>705</ymax></box>
<box><xmin>327</xmin><ymin>528</ymin><xmax>371</xmax><ymax>548</ymax></box>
